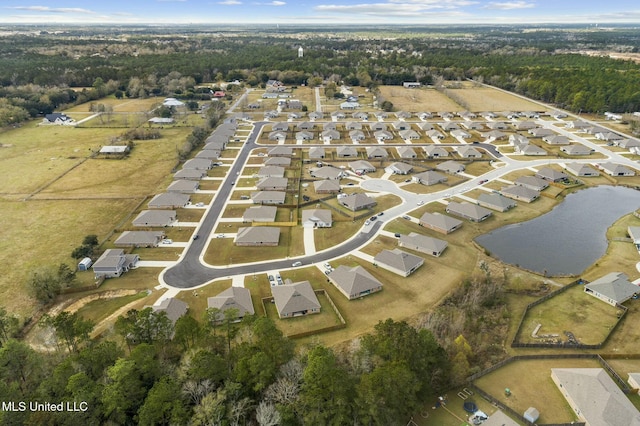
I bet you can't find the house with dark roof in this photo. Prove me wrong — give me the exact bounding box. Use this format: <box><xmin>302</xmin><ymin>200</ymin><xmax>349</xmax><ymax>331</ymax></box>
<box><xmin>374</xmin><ymin>249</ymin><xmax>424</xmax><ymax>277</ymax></box>
<box><xmin>301</xmin><ymin>209</ymin><xmax>332</xmax><ymax>228</ymax></box>
<box><xmin>339</xmin><ymin>193</ymin><xmax>376</xmax><ymax>211</ymax></box>
<box><xmin>329</xmin><ymin>265</ymin><xmax>383</xmax><ymax>299</ymax></box>
<box><xmin>419</xmin><ymin>212</ymin><xmax>462</xmax><ymax>234</ymax></box>
<box><xmin>446</xmin><ymin>201</ymin><xmax>492</xmax><ymax>222</ymax></box>
<box><xmin>133</xmin><ymin>210</ymin><xmax>177</xmax><ymax>227</ymax></box>
<box><xmin>271</xmin><ymin>281</ymin><xmax>321</xmax><ymax>318</ymax></box>
<box><xmin>235</xmin><ymin>227</ymin><xmax>281</xmax><ymax>246</ymax></box>
<box><xmin>207</xmin><ymin>287</ymin><xmax>255</xmax><ymax>322</ymax></box>
<box><xmin>242</xmin><ymin>206</ymin><xmax>277</xmax><ymax>223</ymax></box>
<box><xmin>399</xmin><ymin>233</ymin><xmax>448</xmax><ymax>257</ymax></box>
<box><xmin>584</xmin><ymin>272</ymin><xmax>639</xmax><ymax>306</ymax></box>
<box><xmin>43</xmin><ymin>113</ymin><xmax>74</xmax><ymax>125</ymax></box>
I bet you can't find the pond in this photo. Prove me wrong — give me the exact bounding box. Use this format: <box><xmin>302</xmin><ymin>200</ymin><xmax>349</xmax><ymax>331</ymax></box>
<box><xmin>475</xmin><ymin>186</ymin><xmax>640</xmax><ymax>276</ymax></box>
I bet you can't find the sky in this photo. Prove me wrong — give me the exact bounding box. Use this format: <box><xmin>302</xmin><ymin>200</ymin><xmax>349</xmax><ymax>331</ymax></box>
<box><xmin>1</xmin><ymin>0</ymin><xmax>640</xmax><ymax>25</ymax></box>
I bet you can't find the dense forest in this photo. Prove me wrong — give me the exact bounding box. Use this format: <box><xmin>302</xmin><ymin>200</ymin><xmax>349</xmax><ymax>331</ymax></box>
<box><xmin>2</xmin><ymin>25</ymin><xmax>640</xmax><ymax>127</ymax></box>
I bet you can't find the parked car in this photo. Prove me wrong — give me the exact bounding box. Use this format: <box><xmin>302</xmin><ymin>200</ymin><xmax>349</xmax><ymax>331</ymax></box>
<box><xmin>417</xmin><ymin>200</ymin><xmax>424</xmax><ymax>206</ymax></box>
<box><xmin>292</xmin><ymin>261</ymin><xmax>302</xmax><ymax>267</ymax></box>
<box><xmin>377</xmin><ymin>212</ymin><xmax>384</xmax><ymax>216</ymax></box>
<box><xmin>193</xmin><ymin>234</ymin><xmax>199</xmax><ymax>240</ymax></box>
<box><xmin>402</xmin><ymin>215</ymin><xmax>411</xmax><ymax>220</ymax></box>
<box><xmin>369</xmin><ymin>216</ymin><xmax>377</xmax><ymax>221</ymax></box>
<box><xmin>364</xmin><ymin>220</ymin><xmax>371</xmax><ymax>226</ymax></box>
<box><xmin>394</xmin><ymin>233</ymin><xmax>401</xmax><ymax>238</ymax></box>
<box><xmin>162</xmin><ymin>239</ymin><xmax>173</xmax><ymax>244</ymax></box>
<box><xmin>196</xmin><ymin>202</ymin><xmax>205</xmax><ymax>207</ymax></box>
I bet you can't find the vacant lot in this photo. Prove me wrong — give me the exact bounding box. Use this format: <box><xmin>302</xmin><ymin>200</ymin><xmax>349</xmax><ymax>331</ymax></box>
<box><xmin>451</xmin><ymin>86</ymin><xmax>543</xmax><ymax>112</ymax></box>
<box><xmin>378</xmin><ymin>86</ymin><xmax>462</xmax><ymax>112</ymax></box>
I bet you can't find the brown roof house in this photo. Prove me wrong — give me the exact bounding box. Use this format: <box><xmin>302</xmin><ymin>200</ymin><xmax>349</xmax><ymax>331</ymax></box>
<box><xmin>339</xmin><ymin>193</ymin><xmax>376</xmax><ymax>211</ymax></box>
<box><xmin>133</xmin><ymin>210</ymin><xmax>176</xmax><ymax>227</ymax></box>
<box><xmin>92</xmin><ymin>249</ymin><xmax>139</xmax><ymax>279</ymax></box>
<box><xmin>271</xmin><ymin>281</ymin><xmax>321</xmax><ymax>318</ymax></box>
<box><xmin>399</xmin><ymin>233</ymin><xmax>448</xmax><ymax>257</ymax></box>
<box><xmin>114</xmin><ymin>231</ymin><xmax>165</xmax><ymax>248</ymax></box>
<box><xmin>235</xmin><ymin>227</ymin><xmax>281</xmax><ymax>246</ymax></box>
<box><xmin>301</xmin><ymin>209</ymin><xmax>332</xmax><ymax>228</ymax></box>
<box><xmin>419</xmin><ymin>212</ymin><xmax>462</xmax><ymax>234</ymax></box>
<box><xmin>207</xmin><ymin>286</ymin><xmax>255</xmax><ymax>322</ymax></box>
<box><xmin>446</xmin><ymin>201</ymin><xmax>492</xmax><ymax>222</ymax></box>
<box><xmin>329</xmin><ymin>265</ymin><xmax>383</xmax><ymax>300</ymax></box>
<box><xmin>242</xmin><ymin>206</ymin><xmax>277</xmax><ymax>223</ymax></box>
<box><xmin>373</xmin><ymin>249</ymin><xmax>424</xmax><ymax>277</ymax></box>
<box><xmin>584</xmin><ymin>272</ymin><xmax>639</xmax><ymax>306</ymax></box>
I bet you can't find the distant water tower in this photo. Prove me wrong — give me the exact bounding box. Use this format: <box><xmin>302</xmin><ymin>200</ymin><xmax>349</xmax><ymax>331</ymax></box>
<box><xmin>298</xmin><ymin>46</ymin><xmax>304</xmax><ymax>58</ymax></box>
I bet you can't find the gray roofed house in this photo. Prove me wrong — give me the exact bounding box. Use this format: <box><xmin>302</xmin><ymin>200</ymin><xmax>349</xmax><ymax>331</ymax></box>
<box><xmin>482</xmin><ymin>410</ymin><xmax>520</xmax><ymax>426</ymax></box>
<box><xmin>313</xmin><ymin>179</ymin><xmax>342</xmax><ymax>193</ymax></box>
<box><xmin>271</xmin><ymin>122</ymin><xmax>289</xmax><ymax>132</ymax></box>
<box><xmin>529</xmin><ymin>127</ymin><xmax>554</xmax><ymax>137</ymax></box>
<box><xmin>183</xmin><ymin>158</ymin><xmax>213</xmax><ymax>170</ymax></box>
<box><xmin>373</xmin><ymin>130</ymin><xmax>394</xmax><ymax>141</ymax></box>
<box><xmin>477</xmin><ymin>193</ymin><xmax>517</xmax><ymax>212</ymax></box>
<box><xmin>242</xmin><ymin>206</ymin><xmax>277</xmax><ymax>223</ymax></box>
<box><xmin>268</xmin><ymin>131</ymin><xmax>287</xmax><ymax>142</ymax></box>
<box><xmin>296</xmin><ymin>131</ymin><xmax>314</xmax><ymax>141</ymax></box>
<box><xmin>205</xmin><ymin>140</ymin><xmax>226</xmax><ymax>151</ymax></box>
<box><xmin>339</xmin><ymin>193</ymin><xmax>377</xmax><ymax>211</ymax></box>
<box><xmin>256</xmin><ymin>166</ymin><xmax>285</xmax><ymax>178</ymax></box>
<box><xmin>395</xmin><ymin>111</ymin><xmax>412</xmax><ymax>119</ymax></box>
<box><xmin>439</xmin><ymin>122</ymin><xmax>459</xmax><ymax>131</ymax></box>
<box><xmin>423</xmin><ymin>145</ymin><xmax>449</xmax><ymax>158</ymax></box>
<box><xmin>417</xmin><ymin>122</ymin><xmax>434</xmax><ymax>131</ymax></box>
<box><xmin>152</xmin><ymin>298</ymin><xmax>188</xmax><ymax>325</ymax></box>
<box><xmin>598</xmin><ymin>162</ymin><xmax>635</xmax><ymax>176</ymax></box>
<box><xmin>321</xmin><ymin>129</ymin><xmax>340</xmax><ymax>140</ymax></box>
<box><xmin>374</xmin><ymin>248</ymin><xmax>424</xmax><ymax>277</ymax></box>
<box><xmin>565</xmin><ymin>120</ymin><xmax>591</xmax><ymax>129</ymax></box>
<box><xmin>385</xmin><ymin>162</ymin><xmax>413</xmax><ymax>175</ymax></box>
<box><xmin>148</xmin><ymin>192</ymin><xmax>190</xmax><ymax>209</ymax></box>
<box><xmin>329</xmin><ymin>265</ymin><xmax>383</xmax><ymax>299</ymax></box>
<box><xmin>446</xmin><ymin>201</ymin><xmax>492</xmax><ymax>222</ymax></box>
<box><xmin>268</xmin><ymin>146</ymin><xmax>293</xmax><ymax>157</ymax></box>
<box><xmin>337</xmin><ymin>146</ymin><xmax>358</xmax><ymax>157</ymax></box>
<box><xmin>393</xmin><ymin>120</ymin><xmax>410</xmax><ymax>130</ymax></box>
<box><xmin>627</xmin><ymin>226</ymin><xmax>640</xmax><ymax>245</ymax></box>
<box><xmin>551</xmin><ymin>368</ymin><xmax>640</xmax><ymax>426</ymax></box>
<box><xmin>561</xmin><ymin>144</ymin><xmax>592</xmax><ymax>155</ymax></box>
<box><xmin>133</xmin><ymin>210</ymin><xmax>177</xmax><ymax>227</ymax></box>
<box><xmin>515</xmin><ymin>121</ymin><xmax>537</xmax><ymax>130</ymax></box>
<box><xmin>340</xmin><ymin>101</ymin><xmax>359</xmax><ymax>110</ymax></box>
<box><xmin>310</xmin><ymin>166</ymin><xmax>344</xmax><ymax>180</ymax></box>
<box><xmin>615</xmin><ymin>139</ymin><xmax>640</xmax><ymax>150</ymax></box>
<box><xmin>265</xmin><ymin>157</ymin><xmax>292</xmax><ymax>167</ymax></box>
<box><xmin>535</xmin><ymin>167</ymin><xmax>569</xmax><ymax>182</ymax></box>
<box><xmin>353</xmin><ymin>111</ymin><xmax>369</xmax><ymax>120</ymax></box>
<box><xmin>456</xmin><ymin>146</ymin><xmax>481</xmax><ymax>158</ymax></box>
<box><xmin>195</xmin><ymin>149</ymin><xmax>221</xmax><ymax>159</ymax></box>
<box><xmin>487</xmin><ymin>121</ymin><xmax>508</xmax><ymax>130</ymax></box>
<box><xmin>509</xmin><ymin>134</ymin><xmax>529</xmax><ymax>145</ymax></box>
<box><xmin>331</xmin><ymin>110</ymin><xmax>347</xmax><ymax>118</ymax></box>
<box><xmin>349</xmin><ymin>130</ymin><xmax>366</xmax><ymax>141</ymax></box>
<box><xmin>349</xmin><ymin>160</ymin><xmax>376</xmax><ymax>174</ymax></box>
<box><xmin>257</xmin><ymin>177</ymin><xmax>288</xmax><ymax>191</ymax></box>
<box><xmin>309</xmin><ymin>147</ymin><xmax>325</xmax><ymax>159</ymax></box>
<box><xmin>419</xmin><ymin>212</ymin><xmax>463</xmax><ymax>234</ymax></box>
<box><xmin>301</xmin><ymin>209</ymin><xmax>332</xmax><ymax>228</ymax></box>
<box><xmin>207</xmin><ymin>287</ymin><xmax>255</xmax><ymax>322</ymax></box>
<box><xmin>396</xmin><ymin>146</ymin><xmax>417</xmax><ymax>158</ymax></box>
<box><xmin>565</xmin><ymin>163</ymin><xmax>600</xmax><ymax>177</ymax></box>
<box><xmin>167</xmin><ymin>180</ymin><xmax>199</xmax><ymax>193</ymax></box>
<box><xmin>584</xmin><ymin>272</ymin><xmax>639</xmax><ymax>306</ymax></box>
<box><xmin>324</xmin><ymin>122</ymin><xmax>339</xmax><ymax>130</ymax></box>
<box><xmin>413</xmin><ymin>170</ymin><xmax>447</xmax><ymax>186</ymax></box>
<box><xmin>92</xmin><ymin>249</ymin><xmax>139</xmax><ymax>278</ymax></box>
<box><xmin>271</xmin><ymin>281</ymin><xmax>321</xmax><ymax>318</ymax></box>
<box><xmin>399</xmin><ymin>129</ymin><xmax>420</xmax><ymax>140</ymax></box>
<box><xmin>484</xmin><ymin>130</ymin><xmax>507</xmax><ymax>140</ymax></box>
<box><xmin>515</xmin><ymin>175</ymin><xmax>548</xmax><ymax>191</ymax></box>
<box><xmin>235</xmin><ymin>227</ymin><xmax>281</xmax><ymax>246</ymax></box>
<box><xmin>426</xmin><ymin>129</ymin><xmax>445</xmax><ymax>139</ymax></box>
<box><xmin>543</xmin><ymin>135</ymin><xmax>570</xmax><ymax>145</ymax></box>
<box><xmin>595</xmin><ymin>131</ymin><xmax>623</xmax><ymax>141</ymax></box>
<box><xmin>399</xmin><ymin>233</ymin><xmax>448</xmax><ymax>257</ymax></box>
<box><xmin>514</xmin><ymin>142</ymin><xmax>547</xmax><ymax>156</ymax></box>
<box><xmin>451</xmin><ymin>129</ymin><xmax>471</xmax><ymax>139</ymax></box>
<box><xmin>418</xmin><ymin>112</ymin><xmax>433</xmax><ymax>120</ymax></box>
<box><xmin>251</xmin><ymin>191</ymin><xmax>286</xmax><ymax>205</ymax></box>
<box><xmin>500</xmin><ymin>185</ymin><xmax>540</xmax><ymax>203</ymax></box>
<box><xmin>436</xmin><ymin>160</ymin><xmax>465</xmax><ymax>174</ymax></box>
<box><xmin>296</xmin><ymin>121</ymin><xmax>314</xmax><ymax>130</ymax></box>
<box><xmin>99</xmin><ymin>145</ymin><xmax>129</xmax><ymax>155</ymax></box>
<box><xmin>114</xmin><ymin>231</ymin><xmax>165</xmax><ymax>247</ymax></box>
<box><xmin>174</xmin><ymin>169</ymin><xmax>207</xmax><ymax>180</ymax></box>
<box><xmin>345</xmin><ymin>121</ymin><xmax>362</xmax><ymax>130</ymax></box>
<box><xmin>460</xmin><ymin>121</ymin><xmax>484</xmax><ymax>130</ymax></box>
<box><xmin>370</xmin><ymin>122</ymin><xmax>387</xmax><ymax>131</ymax></box>
<box><xmin>309</xmin><ymin>111</ymin><xmax>324</xmax><ymax>120</ymax></box>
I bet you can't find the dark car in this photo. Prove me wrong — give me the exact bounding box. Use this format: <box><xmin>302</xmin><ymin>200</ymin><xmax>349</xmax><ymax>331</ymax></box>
<box><xmin>394</xmin><ymin>233</ymin><xmax>401</xmax><ymax>238</ymax></box>
<box><xmin>369</xmin><ymin>216</ymin><xmax>377</xmax><ymax>221</ymax></box>
<box><xmin>193</xmin><ymin>234</ymin><xmax>199</xmax><ymax>240</ymax></box>
<box><xmin>377</xmin><ymin>212</ymin><xmax>384</xmax><ymax>216</ymax></box>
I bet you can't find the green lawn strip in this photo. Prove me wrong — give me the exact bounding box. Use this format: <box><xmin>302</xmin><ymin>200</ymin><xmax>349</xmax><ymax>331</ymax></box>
<box><xmin>174</xmin><ymin>279</ymin><xmax>233</xmax><ymax>321</ymax></box>
<box><xmin>75</xmin><ymin>291</ymin><xmax>148</xmax><ymax>324</ymax></box>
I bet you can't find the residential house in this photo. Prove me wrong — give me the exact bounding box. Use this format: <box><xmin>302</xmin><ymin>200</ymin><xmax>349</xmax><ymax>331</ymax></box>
<box><xmin>268</xmin><ymin>146</ymin><xmax>293</xmax><ymax>157</ymax></box>
<box><xmin>446</xmin><ymin>201</ymin><xmax>492</xmax><ymax>222</ymax></box>
<box><xmin>509</xmin><ymin>134</ymin><xmax>529</xmax><ymax>145</ymax></box>
<box><xmin>310</xmin><ymin>166</ymin><xmax>344</xmax><ymax>180</ymax></box>
<box><xmin>418</xmin><ymin>112</ymin><xmax>433</xmax><ymax>120</ymax></box>
<box><xmin>423</xmin><ymin>146</ymin><xmax>449</xmax><ymax>158</ymax></box>
<box><xmin>437</xmin><ymin>112</ymin><xmax>454</xmax><ymax>119</ymax></box>
<box><xmin>483</xmin><ymin>411</ymin><xmax>520</xmax><ymax>426</ymax></box>
<box><xmin>565</xmin><ymin>163</ymin><xmax>600</xmax><ymax>177</ymax></box>
<box><xmin>385</xmin><ymin>162</ymin><xmax>413</xmax><ymax>175</ymax></box>
<box><xmin>399</xmin><ymin>233</ymin><xmax>448</xmax><ymax>257</ymax></box>
<box><xmin>349</xmin><ymin>160</ymin><xmax>376</xmax><ymax>174</ymax></box>
<box><xmin>331</xmin><ymin>111</ymin><xmax>346</xmax><ymax>119</ymax></box>
<box><xmin>349</xmin><ymin>130</ymin><xmax>366</xmax><ymax>141</ymax></box>
<box><xmin>308</xmin><ymin>111</ymin><xmax>324</xmax><ymax>120</ymax></box>
<box><xmin>487</xmin><ymin>121</ymin><xmax>508</xmax><ymax>130</ymax></box>
<box><xmin>242</xmin><ymin>206</ymin><xmax>277</xmax><ymax>223</ymax></box>
<box><xmin>296</xmin><ymin>121</ymin><xmax>314</xmax><ymax>131</ymax></box>
<box><xmin>340</xmin><ymin>101</ymin><xmax>359</xmax><ymax>110</ymax></box>
<box><xmin>235</xmin><ymin>227</ymin><xmax>281</xmax><ymax>246</ymax></box>
<box><xmin>484</xmin><ymin>130</ymin><xmax>507</xmax><ymax>140</ymax></box>
<box><xmin>399</xmin><ymin>129</ymin><xmax>420</xmax><ymax>140</ymax></box>
<box><xmin>500</xmin><ymin>185</ymin><xmax>540</xmax><ymax>203</ymax></box>
<box><xmin>353</xmin><ymin>111</ymin><xmax>369</xmax><ymax>120</ymax></box>
<box><xmin>257</xmin><ymin>177</ymin><xmax>288</xmax><ymax>191</ymax></box>
<box><xmin>456</xmin><ymin>146</ymin><xmax>481</xmax><ymax>158</ymax></box>
<box><xmin>133</xmin><ymin>210</ymin><xmax>177</xmax><ymax>227</ymax></box>
<box><xmin>323</xmin><ymin>122</ymin><xmax>338</xmax><ymax>131</ymax></box>
<box><xmin>396</xmin><ymin>146</ymin><xmax>417</xmax><ymax>159</ymax></box>
<box><xmin>374</xmin><ymin>112</ymin><xmax>389</xmax><ymax>120</ymax></box>
<box><xmin>207</xmin><ymin>287</ymin><xmax>255</xmax><ymax>322</ymax></box>
<box><xmin>560</xmin><ymin>144</ymin><xmax>592</xmax><ymax>155</ymax></box>
<box><xmin>615</xmin><ymin>139</ymin><xmax>640</xmax><ymax>150</ymax></box>
<box><xmin>395</xmin><ymin>111</ymin><xmax>412</xmax><ymax>119</ymax></box>
<box><xmin>148</xmin><ymin>193</ymin><xmax>190</xmax><ymax>209</ymax></box>
<box><xmin>301</xmin><ymin>209</ymin><xmax>332</xmax><ymax>228</ymax></box>
<box><xmin>43</xmin><ymin>112</ymin><xmax>74</xmax><ymax>125</ymax></box>
<box><xmin>515</xmin><ymin>121</ymin><xmax>537</xmax><ymax>130</ymax></box>
<box><xmin>514</xmin><ymin>142</ymin><xmax>547</xmax><ymax>156</ymax></box>
<box><xmin>268</xmin><ymin>131</ymin><xmax>287</xmax><ymax>142</ymax></box>
<box><xmin>418</xmin><ymin>122</ymin><xmax>434</xmax><ymax>131</ymax></box>
<box><xmin>313</xmin><ymin>179</ymin><xmax>341</xmax><ymax>194</ymax></box>
<box><xmin>256</xmin><ymin>166</ymin><xmax>285</xmax><ymax>178</ymax></box>
<box><xmin>419</xmin><ymin>212</ymin><xmax>463</xmax><ymax>234</ymax></box>
<box><xmin>337</xmin><ymin>146</ymin><xmax>358</xmax><ymax>158</ymax></box>
<box><xmin>271</xmin><ymin>281</ymin><xmax>321</xmax><ymax>318</ymax></box>
<box><xmin>480</xmin><ymin>112</ymin><xmax>498</xmax><ymax>120</ymax></box>
<box><xmin>536</xmin><ymin>167</ymin><xmax>568</xmax><ymax>182</ymax></box>
<box><xmin>167</xmin><ymin>180</ymin><xmax>199</xmax><ymax>193</ymax></box>
<box><xmin>439</xmin><ymin>122</ymin><xmax>459</xmax><ymax>131</ymax></box>
<box><xmin>584</xmin><ymin>272</ymin><xmax>639</xmax><ymax>306</ymax></box>
<box><xmin>263</xmin><ymin>110</ymin><xmax>279</xmax><ymax>119</ymax></box>
<box><xmin>529</xmin><ymin>127</ymin><xmax>554</xmax><ymax>137</ymax></box>
<box><xmin>345</xmin><ymin>121</ymin><xmax>362</xmax><ymax>130</ymax></box>
<box><xmin>627</xmin><ymin>226</ymin><xmax>640</xmax><ymax>246</ymax></box>
<box><xmin>565</xmin><ymin>120</ymin><xmax>590</xmax><ymax>130</ymax></box>
<box><xmin>451</xmin><ymin>129</ymin><xmax>471</xmax><ymax>139</ymax></box>
<box><xmin>152</xmin><ymin>298</ymin><xmax>188</xmax><ymax>325</ymax></box>
<box><xmin>436</xmin><ymin>160</ymin><xmax>465</xmax><ymax>174</ymax></box>
<box><xmin>174</xmin><ymin>169</ymin><xmax>207</xmax><ymax>180</ymax></box>
<box><xmin>265</xmin><ymin>157</ymin><xmax>292</xmax><ymax>167</ymax></box>
<box><xmin>552</xmin><ymin>111</ymin><xmax>568</xmax><ymax>119</ymax></box>
<box><xmin>595</xmin><ymin>131</ymin><xmax>623</xmax><ymax>141</ymax></box>
<box><xmin>271</xmin><ymin>122</ymin><xmax>289</xmax><ymax>132</ymax></box>
<box><xmin>373</xmin><ymin>130</ymin><xmax>394</xmax><ymax>141</ymax></box>
<box><xmin>99</xmin><ymin>145</ymin><xmax>130</xmax><ymax>156</ymax></box>
<box><xmin>366</xmin><ymin>147</ymin><xmax>389</xmax><ymax>159</ymax></box>
<box><xmin>543</xmin><ymin>135</ymin><xmax>570</xmax><ymax>145</ymax></box>
<box><xmin>413</xmin><ymin>170</ymin><xmax>447</xmax><ymax>186</ymax></box>
<box><xmin>460</xmin><ymin>121</ymin><xmax>484</xmax><ymax>130</ymax></box>
<box><xmin>309</xmin><ymin>147</ymin><xmax>325</xmax><ymax>159</ymax></box>
<box><xmin>114</xmin><ymin>231</ymin><xmax>165</xmax><ymax>248</ymax></box>
<box><xmin>477</xmin><ymin>193</ymin><xmax>516</xmax><ymax>212</ymax></box>
<box><xmin>426</xmin><ymin>129</ymin><xmax>445</xmax><ymax>140</ymax></box>
<box><xmin>370</xmin><ymin>122</ymin><xmax>387</xmax><ymax>131</ymax></box>
<box><xmin>374</xmin><ymin>249</ymin><xmax>424</xmax><ymax>277</ymax></box>
<box><xmin>551</xmin><ymin>368</ymin><xmax>640</xmax><ymax>426</ymax></box>
<box><xmin>598</xmin><ymin>162</ymin><xmax>635</xmax><ymax>176</ymax></box>
<box><xmin>321</xmin><ymin>129</ymin><xmax>340</xmax><ymax>141</ymax></box>
<box><xmin>403</xmin><ymin>82</ymin><xmax>421</xmax><ymax>88</ymax></box>
<box><xmin>250</xmin><ymin>191</ymin><xmax>286</xmax><ymax>205</ymax></box>
<box><xmin>92</xmin><ymin>249</ymin><xmax>139</xmax><ymax>279</ymax></box>
<box><xmin>195</xmin><ymin>150</ymin><xmax>221</xmax><ymax>160</ymax></box>
<box><xmin>515</xmin><ymin>176</ymin><xmax>548</xmax><ymax>191</ymax></box>
<box><xmin>339</xmin><ymin>193</ymin><xmax>377</xmax><ymax>211</ymax></box>
<box><xmin>183</xmin><ymin>159</ymin><xmax>212</xmax><ymax>170</ymax></box>
<box><xmin>329</xmin><ymin>265</ymin><xmax>383</xmax><ymax>300</ymax></box>
<box><xmin>392</xmin><ymin>121</ymin><xmax>410</xmax><ymax>130</ymax></box>
<box><xmin>296</xmin><ymin>131</ymin><xmax>314</xmax><ymax>142</ymax></box>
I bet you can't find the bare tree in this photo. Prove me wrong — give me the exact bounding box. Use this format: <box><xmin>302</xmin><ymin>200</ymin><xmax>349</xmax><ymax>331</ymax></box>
<box><xmin>256</xmin><ymin>401</ymin><xmax>281</xmax><ymax>426</ymax></box>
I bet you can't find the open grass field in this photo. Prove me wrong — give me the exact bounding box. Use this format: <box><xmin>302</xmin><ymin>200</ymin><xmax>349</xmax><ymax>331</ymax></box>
<box><xmin>75</xmin><ymin>291</ymin><xmax>149</xmax><ymax>324</ymax></box>
<box><xmin>378</xmin><ymin>86</ymin><xmax>462</xmax><ymax>112</ymax></box>
<box><xmin>64</xmin><ymin>96</ymin><xmax>162</xmax><ymax>113</ymax></box>
<box><xmin>451</xmin><ymin>86</ymin><xmax>544</xmax><ymax>112</ymax></box>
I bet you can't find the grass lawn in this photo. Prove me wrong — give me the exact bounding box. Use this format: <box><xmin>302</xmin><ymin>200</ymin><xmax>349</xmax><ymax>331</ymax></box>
<box><xmin>452</xmin><ymin>86</ymin><xmax>543</xmax><ymax>112</ymax></box>
<box><xmin>75</xmin><ymin>291</ymin><xmax>149</xmax><ymax>324</ymax></box>
<box><xmin>516</xmin><ymin>284</ymin><xmax>622</xmax><ymax>345</ymax></box>
<box><xmin>264</xmin><ymin>292</ymin><xmax>343</xmax><ymax>338</ymax></box>
<box><xmin>314</xmin><ymin>221</ymin><xmax>363</xmax><ymax>252</ymax></box>
<box><xmin>174</xmin><ymin>279</ymin><xmax>233</xmax><ymax>321</ymax></box>
<box><xmin>474</xmin><ymin>358</ymin><xmax>603</xmax><ymax>424</ymax></box>
<box><xmin>203</xmin><ymin>228</ymin><xmax>296</xmax><ymax>265</ymax></box>
<box><xmin>378</xmin><ymin>86</ymin><xmax>462</xmax><ymax>112</ymax></box>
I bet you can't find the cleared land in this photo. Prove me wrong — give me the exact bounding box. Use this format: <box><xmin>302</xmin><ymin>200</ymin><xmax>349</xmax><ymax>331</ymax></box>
<box><xmin>378</xmin><ymin>86</ymin><xmax>462</xmax><ymax>112</ymax></box>
<box><xmin>451</xmin><ymin>86</ymin><xmax>544</xmax><ymax>112</ymax></box>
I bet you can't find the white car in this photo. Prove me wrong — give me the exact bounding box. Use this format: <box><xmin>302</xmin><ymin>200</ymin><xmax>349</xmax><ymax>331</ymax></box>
<box><xmin>417</xmin><ymin>200</ymin><xmax>424</xmax><ymax>206</ymax></box>
<box><xmin>364</xmin><ymin>220</ymin><xmax>371</xmax><ymax>226</ymax></box>
<box><xmin>292</xmin><ymin>261</ymin><xmax>302</xmax><ymax>267</ymax></box>
<box><xmin>162</xmin><ymin>239</ymin><xmax>173</xmax><ymax>244</ymax></box>
<box><xmin>196</xmin><ymin>202</ymin><xmax>205</xmax><ymax>207</ymax></box>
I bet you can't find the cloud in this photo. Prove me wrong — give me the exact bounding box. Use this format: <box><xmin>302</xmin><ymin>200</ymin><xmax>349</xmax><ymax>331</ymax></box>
<box><xmin>156</xmin><ymin>0</ymin><xmax>187</xmax><ymax>2</ymax></box>
<box><xmin>218</xmin><ymin>0</ymin><xmax>242</xmax><ymax>4</ymax></box>
<box><xmin>484</xmin><ymin>1</ymin><xmax>535</xmax><ymax>10</ymax></box>
<box><xmin>7</xmin><ymin>6</ymin><xmax>96</xmax><ymax>14</ymax></box>
<box><xmin>315</xmin><ymin>1</ymin><xmax>476</xmax><ymax>16</ymax></box>
<box><xmin>267</xmin><ymin>1</ymin><xmax>286</xmax><ymax>5</ymax></box>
